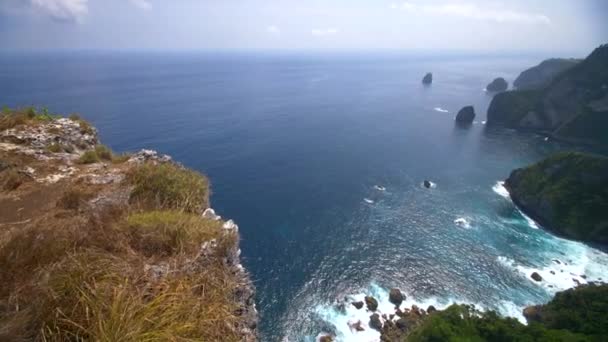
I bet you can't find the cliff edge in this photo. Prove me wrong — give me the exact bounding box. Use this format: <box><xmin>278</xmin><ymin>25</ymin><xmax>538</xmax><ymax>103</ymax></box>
<box><xmin>0</xmin><ymin>107</ymin><xmax>257</xmax><ymax>341</ymax></box>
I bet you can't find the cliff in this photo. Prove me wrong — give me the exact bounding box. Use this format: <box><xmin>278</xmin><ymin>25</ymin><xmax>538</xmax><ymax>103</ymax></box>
<box><xmin>487</xmin><ymin>44</ymin><xmax>608</xmax><ymax>147</ymax></box>
<box><xmin>0</xmin><ymin>108</ymin><xmax>257</xmax><ymax>341</ymax></box>
<box><xmin>504</xmin><ymin>152</ymin><xmax>608</xmax><ymax>245</ymax></box>
<box><xmin>513</xmin><ymin>58</ymin><xmax>580</xmax><ymax>90</ymax></box>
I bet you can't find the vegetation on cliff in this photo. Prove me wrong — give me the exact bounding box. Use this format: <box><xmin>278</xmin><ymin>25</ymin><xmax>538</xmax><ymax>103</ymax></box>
<box><xmin>382</xmin><ymin>284</ymin><xmax>607</xmax><ymax>341</ymax></box>
<box><xmin>513</xmin><ymin>58</ymin><xmax>580</xmax><ymax>90</ymax></box>
<box><xmin>505</xmin><ymin>152</ymin><xmax>608</xmax><ymax>244</ymax></box>
<box><xmin>486</xmin><ymin>44</ymin><xmax>608</xmax><ymax>146</ymax></box>
<box><xmin>0</xmin><ymin>108</ymin><xmax>256</xmax><ymax>341</ymax></box>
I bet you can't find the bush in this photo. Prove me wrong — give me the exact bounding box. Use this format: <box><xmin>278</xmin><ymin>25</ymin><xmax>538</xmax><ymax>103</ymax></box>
<box><xmin>94</xmin><ymin>145</ymin><xmax>113</xmax><ymax>161</ymax></box>
<box><xmin>127</xmin><ymin>163</ymin><xmax>209</xmax><ymax>213</ymax></box>
<box><xmin>47</xmin><ymin>143</ymin><xmax>62</xmax><ymax>153</ymax></box>
<box><xmin>78</xmin><ymin>150</ymin><xmax>100</xmax><ymax>164</ymax></box>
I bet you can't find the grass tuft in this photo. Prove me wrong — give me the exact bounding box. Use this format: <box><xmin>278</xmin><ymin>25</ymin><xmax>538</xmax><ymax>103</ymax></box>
<box><xmin>127</xmin><ymin>163</ymin><xmax>209</xmax><ymax>213</ymax></box>
<box><xmin>78</xmin><ymin>150</ymin><xmax>101</xmax><ymax>164</ymax></box>
<box><xmin>123</xmin><ymin>210</ymin><xmax>224</xmax><ymax>257</ymax></box>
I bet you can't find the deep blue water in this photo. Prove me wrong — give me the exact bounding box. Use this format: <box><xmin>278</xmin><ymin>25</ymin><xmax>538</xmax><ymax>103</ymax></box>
<box><xmin>2</xmin><ymin>51</ymin><xmax>607</xmax><ymax>341</ymax></box>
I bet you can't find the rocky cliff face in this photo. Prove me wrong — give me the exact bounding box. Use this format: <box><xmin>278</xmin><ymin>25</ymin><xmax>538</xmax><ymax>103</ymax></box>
<box><xmin>0</xmin><ymin>109</ymin><xmax>257</xmax><ymax>341</ymax></box>
<box><xmin>505</xmin><ymin>152</ymin><xmax>608</xmax><ymax>245</ymax></box>
<box><xmin>513</xmin><ymin>58</ymin><xmax>580</xmax><ymax>90</ymax></box>
<box><xmin>487</xmin><ymin>44</ymin><xmax>608</xmax><ymax>147</ymax></box>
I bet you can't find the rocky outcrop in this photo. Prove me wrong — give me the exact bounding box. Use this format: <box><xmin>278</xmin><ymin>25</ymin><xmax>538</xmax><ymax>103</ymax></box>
<box><xmin>369</xmin><ymin>313</ymin><xmax>383</xmax><ymax>331</ymax></box>
<box><xmin>389</xmin><ymin>288</ymin><xmax>405</xmax><ymax>307</ymax></box>
<box><xmin>531</xmin><ymin>272</ymin><xmax>543</xmax><ymax>282</ymax></box>
<box><xmin>365</xmin><ymin>296</ymin><xmax>379</xmax><ymax>311</ymax></box>
<box><xmin>455</xmin><ymin>106</ymin><xmax>476</xmax><ymax>125</ymax></box>
<box><xmin>352</xmin><ymin>301</ymin><xmax>364</xmax><ymax>309</ymax></box>
<box><xmin>486</xmin><ymin>77</ymin><xmax>508</xmax><ymax>92</ymax></box>
<box><xmin>505</xmin><ymin>152</ymin><xmax>608</xmax><ymax>244</ymax></box>
<box><xmin>487</xmin><ymin>44</ymin><xmax>608</xmax><ymax>147</ymax></box>
<box><xmin>422</xmin><ymin>73</ymin><xmax>433</xmax><ymax>85</ymax></box>
<box><xmin>514</xmin><ymin>58</ymin><xmax>580</xmax><ymax>90</ymax></box>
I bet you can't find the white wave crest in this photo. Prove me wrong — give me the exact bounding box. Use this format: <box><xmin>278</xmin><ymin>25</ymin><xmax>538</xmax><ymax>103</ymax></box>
<box><xmin>434</xmin><ymin>107</ymin><xmax>449</xmax><ymax>113</ymax></box>
<box><xmin>374</xmin><ymin>185</ymin><xmax>386</xmax><ymax>191</ymax></box>
<box><xmin>492</xmin><ymin>181</ymin><xmax>510</xmax><ymax>199</ymax></box>
<box><xmin>454</xmin><ymin>217</ymin><xmax>471</xmax><ymax>228</ymax></box>
<box><xmin>364</xmin><ymin>198</ymin><xmax>374</xmax><ymax>204</ymax></box>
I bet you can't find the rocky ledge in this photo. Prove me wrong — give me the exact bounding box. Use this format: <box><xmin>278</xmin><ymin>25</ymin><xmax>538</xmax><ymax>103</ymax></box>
<box><xmin>0</xmin><ymin>108</ymin><xmax>257</xmax><ymax>341</ymax></box>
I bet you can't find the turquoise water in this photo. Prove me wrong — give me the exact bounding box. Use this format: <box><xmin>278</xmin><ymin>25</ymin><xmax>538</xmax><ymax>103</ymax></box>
<box><xmin>1</xmin><ymin>52</ymin><xmax>606</xmax><ymax>341</ymax></box>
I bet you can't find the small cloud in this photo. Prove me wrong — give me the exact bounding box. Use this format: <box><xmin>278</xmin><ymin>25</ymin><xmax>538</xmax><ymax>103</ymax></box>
<box><xmin>390</xmin><ymin>2</ymin><xmax>550</xmax><ymax>24</ymax></box>
<box><xmin>266</xmin><ymin>25</ymin><xmax>281</xmax><ymax>35</ymax></box>
<box><xmin>311</xmin><ymin>28</ymin><xmax>339</xmax><ymax>36</ymax></box>
<box><xmin>129</xmin><ymin>0</ymin><xmax>151</xmax><ymax>10</ymax></box>
<box><xmin>30</xmin><ymin>0</ymin><xmax>88</xmax><ymax>22</ymax></box>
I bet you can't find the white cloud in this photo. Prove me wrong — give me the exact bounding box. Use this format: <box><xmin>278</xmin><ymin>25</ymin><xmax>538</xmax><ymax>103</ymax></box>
<box><xmin>311</xmin><ymin>28</ymin><xmax>339</xmax><ymax>36</ymax></box>
<box><xmin>390</xmin><ymin>2</ymin><xmax>551</xmax><ymax>24</ymax></box>
<box><xmin>266</xmin><ymin>25</ymin><xmax>281</xmax><ymax>35</ymax></box>
<box><xmin>30</xmin><ymin>0</ymin><xmax>88</xmax><ymax>22</ymax></box>
<box><xmin>129</xmin><ymin>0</ymin><xmax>151</xmax><ymax>10</ymax></box>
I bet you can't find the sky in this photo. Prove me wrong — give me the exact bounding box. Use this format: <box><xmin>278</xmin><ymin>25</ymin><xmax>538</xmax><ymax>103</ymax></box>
<box><xmin>0</xmin><ymin>0</ymin><xmax>607</xmax><ymax>53</ymax></box>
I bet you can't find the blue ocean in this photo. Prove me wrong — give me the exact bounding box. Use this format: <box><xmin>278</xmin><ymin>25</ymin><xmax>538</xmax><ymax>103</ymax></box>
<box><xmin>1</xmin><ymin>51</ymin><xmax>607</xmax><ymax>341</ymax></box>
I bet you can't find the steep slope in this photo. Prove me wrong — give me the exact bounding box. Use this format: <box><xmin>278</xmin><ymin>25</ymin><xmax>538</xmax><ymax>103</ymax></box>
<box><xmin>513</xmin><ymin>58</ymin><xmax>580</xmax><ymax>90</ymax></box>
<box><xmin>487</xmin><ymin>44</ymin><xmax>608</xmax><ymax>146</ymax></box>
<box><xmin>504</xmin><ymin>152</ymin><xmax>608</xmax><ymax>244</ymax></box>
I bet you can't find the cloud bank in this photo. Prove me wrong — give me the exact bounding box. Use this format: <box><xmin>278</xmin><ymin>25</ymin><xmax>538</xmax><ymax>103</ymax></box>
<box><xmin>30</xmin><ymin>0</ymin><xmax>88</xmax><ymax>22</ymax></box>
<box><xmin>390</xmin><ymin>2</ymin><xmax>551</xmax><ymax>24</ymax></box>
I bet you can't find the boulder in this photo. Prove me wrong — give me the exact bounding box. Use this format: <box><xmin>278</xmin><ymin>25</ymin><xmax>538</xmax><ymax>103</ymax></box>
<box><xmin>455</xmin><ymin>106</ymin><xmax>476</xmax><ymax>124</ymax></box>
<box><xmin>423</xmin><ymin>180</ymin><xmax>432</xmax><ymax>189</ymax></box>
<box><xmin>349</xmin><ymin>320</ymin><xmax>365</xmax><ymax>332</ymax></box>
<box><xmin>531</xmin><ymin>272</ymin><xmax>543</xmax><ymax>282</ymax></box>
<box><xmin>427</xmin><ymin>305</ymin><xmax>437</xmax><ymax>314</ymax></box>
<box><xmin>365</xmin><ymin>296</ymin><xmax>378</xmax><ymax>311</ymax></box>
<box><xmin>319</xmin><ymin>335</ymin><xmax>333</xmax><ymax>342</ymax></box>
<box><xmin>523</xmin><ymin>305</ymin><xmax>542</xmax><ymax>322</ymax></box>
<box><xmin>395</xmin><ymin>317</ymin><xmax>408</xmax><ymax>330</ymax></box>
<box><xmin>389</xmin><ymin>288</ymin><xmax>405</xmax><ymax>306</ymax></box>
<box><xmin>352</xmin><ymin>301</ymin><xmax>364</xmax><ymax>310</ymax></box>
<box><xmin>422</xmin><ymin>72</ymin><xmax>433</xmax><ymax>85</ymax></box>
<box><xmin>369</xmin><ymin>313</ymin><xmax>383</xmax><ymax>331</ymax></box>
<box><xmin>486</xmin><ymin>77</ymin><xmax>508</xmax><ymax>92</ymax></box>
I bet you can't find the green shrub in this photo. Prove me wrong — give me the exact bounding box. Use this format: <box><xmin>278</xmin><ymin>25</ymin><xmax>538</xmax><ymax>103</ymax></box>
<box><xmin>95</xmin><ymin>145</ymin><xmax>113</xmax><ymax>161</ymax></box>
<box><xmin>78</xmin><ymin>150</ymin><xmax>101</xmax><ymax>164</ymax></box>
<box><xmin>47</xmin><ymin>143</ymin><xmax>62</xmax><ymax>153</ymax></box>
<box><xmin>127</xmin><ymin>163</ymin><xmax>209</xmax><ymax>213</ymax></box>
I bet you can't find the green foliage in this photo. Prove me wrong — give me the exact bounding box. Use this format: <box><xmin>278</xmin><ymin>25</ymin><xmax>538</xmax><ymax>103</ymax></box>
<box><xmin>47</xmin><ymin>143</ymin><xmax>62</xmax><ymax>153</ymax></box>
<box><xmin>127</xmin><ymin>163</ymin><xmax>209</xmax><ymax>213</ymax></box>
<box><xmin>486</xmin><ymin>90</ymin><xmax>543</xmax><ymax>127</ymax></box>
<box><xmin>507</xmin><ymin>152</ymin><xmax>608</xmax><ymax>243</ymax></box>
<box><xmin>78</xmin><ymin>145</ymin><xmax>121</xmax><ymax>164</ymax></box>
<box><xmin>530</xmin><ymin>284</ymin><xmax>608</xmax><ymax>338</ymax></box>
<box><xmin>407</xmin><ymin>304</ymin><xmax>591</xmax><ymax>342</ymax></box>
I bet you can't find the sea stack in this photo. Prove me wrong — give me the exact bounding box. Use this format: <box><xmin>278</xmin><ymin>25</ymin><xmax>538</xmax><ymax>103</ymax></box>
<box><xmin>422</xmin><ymin>72</ymin><xmax>433</xmax><ymax>85</ymax></box>
<box><xmin>486</xmin><ymin>77</ymin><xmax>508</xmax><ymax>92</ymax></box>
<box><xmin>455</xmin><ymin>106</ymin><xmax>476</xmax><ymax>125</ymax></box>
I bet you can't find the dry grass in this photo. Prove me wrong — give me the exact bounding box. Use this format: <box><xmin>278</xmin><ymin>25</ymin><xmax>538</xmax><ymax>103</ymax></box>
<box><xmin>56</xmin><ymin>186</ymin><xmax>96</xmax><ymax>211</ymax></box>
<box><xmin>0</xmin><ymin>107</ymin><xmax>62</xmax><ymax>131</ymax></box>
<box><xmin>78</xmin><ymin>145</ymin><xmax>126</xmax><ymax>164</ymax></box>
<box><xmin>127</xmin><ymin>163</ymin><xmax>210</xmax><ymax>213</ymax></box>
<box><xmin>1</xmin><ymin>169</ymin><xmax>27</xmax><ymax>191</ymax></box>
<box><xmin>123</xmin><ymin>210</ymin><xmax>223</xmax><ymax>257</ymax></box>
<box><xmin>0</xmin><ymin>191</ymin><xmax>241</xmax><ymax>341</ymax></box>
<box><xmin>78</xmin><ymin>150</ymin><xmax>101</xmax><ymax>164</ymax></box>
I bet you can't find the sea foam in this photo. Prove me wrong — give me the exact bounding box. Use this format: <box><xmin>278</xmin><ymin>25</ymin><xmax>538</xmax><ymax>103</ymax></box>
<box><xmin>433</xmin><ymin>107</ymin><xmax>449</xmax><ymax>113</ymax></box>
